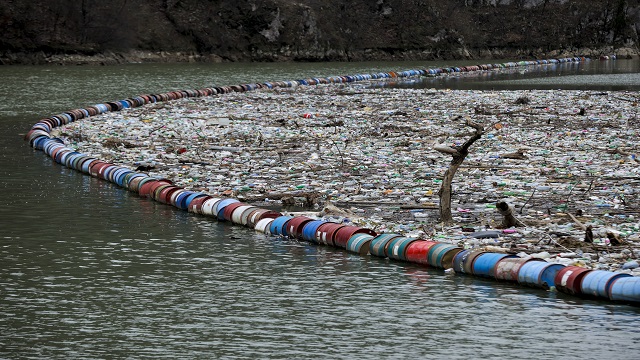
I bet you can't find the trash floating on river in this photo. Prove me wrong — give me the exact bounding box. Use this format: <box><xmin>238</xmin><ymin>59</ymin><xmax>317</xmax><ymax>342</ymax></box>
<box><xmin>24</xmin><ymin>56</ymin><xmax>640</xmax><ymax>305</ymax></box>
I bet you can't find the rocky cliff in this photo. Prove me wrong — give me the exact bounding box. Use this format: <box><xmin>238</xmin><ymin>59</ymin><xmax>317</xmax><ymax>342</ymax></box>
<box><xmin>1</xmin><ymin>0</ymin><xmax>638</xmax><ymax>64</ymax></box>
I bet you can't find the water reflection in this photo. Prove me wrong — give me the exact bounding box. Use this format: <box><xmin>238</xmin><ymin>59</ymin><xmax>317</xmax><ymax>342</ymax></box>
<box><xmin>373</xmin><ymin>59</ymin><xmax>640</xmax><ymax>91</ymax></box>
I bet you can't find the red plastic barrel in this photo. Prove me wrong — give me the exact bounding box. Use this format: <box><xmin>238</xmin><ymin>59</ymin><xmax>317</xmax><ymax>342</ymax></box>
<box><xmin>554</xmin><ymin>266</ymin><xmax>592</xmax><ymax>296</ymax></box>
<box><xmin>158</xmin><ymin>186</ymin><xmax>182</xmax><ymax>204</ymax></box>
<box><xmin>188</xmin><ymin>195</ymin><xmax>213</xmax><ymax>214</ymax></box>
<box><xmin>222</xmin><ymin>202</ymin><xmax>248</xmax><ymax>221</ymax></box>
<box><xmin>148</xmin><ymin>181</ymin><xmax>173</xmax><ymax>200</ymax></box>
<box><xmin>285</xmin><ymin>216</ymin><xmax>314</xmax><ymax>240</ymax></box>
<box><xmin>405</xmin><ymin>240</ymin><xmax>439</xmax><ymax>265</ymax></box>
<box><xmin>315</xmin><ymin>223</ymin><xmax>345</xmax><ymax>246</ymax></box>
<box><xmin>88</xmin><ymin>161</ymin><xmax>109</xmax><ymax>177</ymax></box>
<box><xmin>333</xmin><ymin>226</ymin><xmax>377</xmax><ymax>249</ymax></box>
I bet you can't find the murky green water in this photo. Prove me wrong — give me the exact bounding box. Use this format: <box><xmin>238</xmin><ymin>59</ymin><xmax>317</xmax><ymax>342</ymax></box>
<box><xmin>1</xmin><ymin>59</ymin><xmax>639</xmax><ymax>359</ymax></box>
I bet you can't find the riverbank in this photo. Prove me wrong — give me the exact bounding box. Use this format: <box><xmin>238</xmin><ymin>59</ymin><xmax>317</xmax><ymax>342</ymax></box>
<box><xmin>2</xmin><ymin>46</ymin><xmax>638</xmax><ymax>66</ymax></box>
<box><xmin>52</xmin><ymin>71</ymin><xmax>640</xmax><ymax>275</ymax></box>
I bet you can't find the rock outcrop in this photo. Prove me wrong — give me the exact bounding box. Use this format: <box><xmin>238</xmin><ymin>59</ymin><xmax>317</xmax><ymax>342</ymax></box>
<box><xmin>1</xmin><ymin>0</ymin><xmax>638</xmax><ymax>64</ymax></box>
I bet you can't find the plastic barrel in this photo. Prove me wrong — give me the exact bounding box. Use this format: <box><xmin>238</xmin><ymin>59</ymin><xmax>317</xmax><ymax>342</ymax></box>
<box><xmin>315</xmin><ymin>223</ymin><xmax>345</xmax><ymax>246</ymax></box>
<box><xmin>494</xmin><ymin>257</ymin><xmax>543</xmax><ymax>282</ymax></box>
<box><xmin>554</xmin><ymin>266</ymin><xmax>592</xmax><ymax>296</ymax></box>
<box><xmin>518</xmin><ymin>262</ymin><xmax>565</xmax><ymax>290</ymax></box>
<box><xmin>153</xmin><ymin>184</ymin><xmax>175</xmax><ymax>203</ymax></box>
<box><xmin>188</xmin><ymin>195</ymin><xmax>213</xmax><ymax>214</ymax></box>
<box><xmin>123</xmin><ymin>173</ymin><xmax>145</xmax><ymax>189</ymax></box>
<box><xmin>285</xmin><ymin>216</ymin><xmax>314</xmax><ymax>240</ymax></box>
<box><xmin>137</xmin><ymin>178</ymin><xmax>159</xmax><ymax>197</ymax></box>
<box><xmin>452</xmin><ymin>249</ymin><xmax>471</xmax><ymax>273</ymax></box>
<box><xmin>174</xmin><ymin>191</ymin><xmax>195</xmax><ymax>210</ymax></box>
<box><xmin>140</xmin><ymin>179</ymin><xmax>169</xmax><ymax>198</ymax></box>
<box><xmin>237</xmin><ymin>206</ymin><xmax>259</xmax><ymax>226</ymax></box>
<box><xmin>247</xmin><ymin>209</ymin><xmax>281</xmax><ymax>228</ymax></box>
<box><xmin>214</xmin><ymin>199</ymin><xmax>240</xmax><ymax>219</ymax></box>
<box><xmin>244</xmin><ymin>209</ymin><xmax>262</xmax><ymax>226</ymax></box>
<box><xmin>387</xmin><ymin>237</ymin><xmax>420</xmax><ymax>262</ymax></box>
<box><xmin>438</xmin><ymin>247</ymin><xmax>463</xmax><ymax>270</ymax></box>
<box><xmin>199</xmin><ymin>197</ymin><xmax>221</xmax><ymax>216</ymax></box>
<box><xmin>222</xmin><ymin>202</ymin><xmax>248</xmax><ymax>221</ymax></box>
<box><xmin>369</xmin><ymin>233</ymin><xmax>402</xmax><ymax>258</ymax></box>
<box><xmin>158</xmin><ymin>186</ymin><xmax>181</xmax><ymax>204</ymax></box>
<box><xmin>405</xmin><ymin>240</ymin><xmax>439</xmax><ymax>265</ymax></box>
<box><xmin>461</xmin><ymin>250</ymin><xmax>487</xmax><ymax>274</ymax></box>
<box><xmin>580</xmin><ymin>270</ymin><xmax>632</xmax><ymax>300</ymax></box>
<box><xmin>255</xmin><ymin>218</ymin><xmax>275</xmax><ymax>234</ymax></box>
<box><xmin>301</xmin><ymin>220</ymin><xmax>326</xmax><ymax>243</ymax></box>
<box><xmin>168</xmin><ymin>188</ymin><xmax>186</xmax><ymax>207</ymax></box>
<box><xmin>427</xmin><ymin>243</ymin><xmax>462</xmax><ymax>269</ymax></box>
<box><xmin>88</xmin><ymin>161</ymin><xmax>109</xmax><ymax>178</ymax></box>
<box><xmin>333</xmin><ymin>226</ymin><xmax>377</xmax><ymax>249</ymax></box>
<box><xmin>126</xmin><ymin>175</ymin><xmax>146</xmax><ymax>192</ymax></box>
<box><xmin>609</xmin><ymin>277</ymin><xmax>640</xmax><ymax>303</ymax></box>
<box><xmin>346</xmin><ymin>233</ymin><xmax>375</xmax><ymax>255</ymax></box>
<box><xmin>269</xmin><ymin>216</ymin><xmax>293</xmax><ymax>237</ymax></box>
<box><xmin>472</xmin><ymin>253</ymin><xmax>518</xmax><ymax>278</ymax></box>
<box><xmin>230</xmin><ymin>205</ymin><xmax>255</xmax><ymax>225</ymax></box>
<box><xmin>80</xmin><ymin>158</ymin><xmax>99</xmax><ymax>174</ymax></box>
<box><xmin>183</xmin><ymin>193</ymin><xmax>208</xmax><ymax>211</ymax></box>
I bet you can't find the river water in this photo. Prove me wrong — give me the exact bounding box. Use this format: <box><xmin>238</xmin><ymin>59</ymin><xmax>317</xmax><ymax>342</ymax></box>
<box><xmin>1</xmin><ymin>59</ymin><xmax>639</xmax><ymax>359</ymax></box>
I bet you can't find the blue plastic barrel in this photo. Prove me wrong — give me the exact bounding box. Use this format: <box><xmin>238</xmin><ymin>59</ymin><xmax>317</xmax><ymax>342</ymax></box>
<box><xmin>182</xmin><ymin>193</ymin><xmax>208</xmax><ymax>210</ymax></box>
<box><xmin>452</xmin><ymin>249</ymin><xmax>472</xmax><ymax>273</ymax></box>
<box><xmin>80</xmin><ymin>158</ymin><xmax>99</xmax><ymax>174</ymax></box>
<box><xmin>518</xmin><ymin>262</ymin><xmax>565</xmax><ymax>289</ymax></box>
<box><xmin>580</xmin><ymin>270</ymin><xmax>632</xmax><ymax>299</ymax></box>
<box><xmin>301</xmin><ymin>220</ymin><xmax>326</xmax><ymax>243</ymax></box>
<box><xmin>472</xmin><ymin>253</ymin><xmax>517</xmax><ymax>278</ymax></box>
<box><xmin>269</xmin><ymin>216</ymin><xmax>293</xmax><ymax>237</ymax></box>
<box><xmin>173</xmin><ymin>191</ymin><xmax>194</xmax><ymax>210</ymax></box>
<box><xmin>609</xmin><ymin>277</ymin><xmax>640</xmax><ymax>303</ymax></box>
<box><xmin>118</xmin><ymin>171</ymin><xmax>136</xmax><ymax>187</ymax></box>
<box><xmin>214</xmin><ymin>198</ymin><xmax>240</xmax><ymax>219</ymax></box>
<box><xmin>123</xmin><ymin>173</ymin><xmax>146</xmax><ymax>189</ymax></box>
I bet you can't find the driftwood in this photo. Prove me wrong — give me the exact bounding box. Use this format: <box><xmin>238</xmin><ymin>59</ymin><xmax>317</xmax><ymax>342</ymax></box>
<box><xmin>238</xmin><ymin>191</ymin><xmax>322</xmax><ymax>207</ymax></box>
<box><xmin>318</xmin><ymin>201</ymin><xmax>356</xmax><ymax>217</ymax></box>
<box><xmin>496</xmin><ymin>201</ymin><xmax>519</xmax><ymax>228</ymax></box>
<box><xmin>501</xmin><ymin>149</ymin><xmax>528</xmax><ymax>160</ymax></box>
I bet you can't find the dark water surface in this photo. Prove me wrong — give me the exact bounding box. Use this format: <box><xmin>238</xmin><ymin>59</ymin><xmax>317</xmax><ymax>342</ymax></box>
<box><xmin>1</xmin><ymin>60</ymin><xmax>639</xmax><ymax>359</ymax></box>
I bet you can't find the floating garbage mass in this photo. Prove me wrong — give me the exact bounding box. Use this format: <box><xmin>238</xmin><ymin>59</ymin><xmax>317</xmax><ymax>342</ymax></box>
<box><xmin>24</xmin><ymin>55</ymin><xmax>640</xmax><ymax>305</ymax></box>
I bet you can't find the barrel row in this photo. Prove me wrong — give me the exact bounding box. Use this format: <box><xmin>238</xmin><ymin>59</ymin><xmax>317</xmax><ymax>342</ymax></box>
<box><xmin>24</xmin><ymin>56</ymin><xmax>588</xmax><ymax>147</ymax></box>
<box><xmin>33</xmin><ymin>135</ymin><xmax>640</xmax><ymax>305</ymax></box>
<box><xmin>25</xmin><ymin>55</ymin><xmax>640</xmax><ymax>306</ymax></box>
<box><xmin>250</xmin><ymin>215</ymin><xmax>638</xmax><ymax>304</ymax></box>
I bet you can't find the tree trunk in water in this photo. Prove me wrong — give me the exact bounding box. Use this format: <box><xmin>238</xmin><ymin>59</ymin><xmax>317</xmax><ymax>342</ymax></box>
<box><xmin>434</xmin><ymin>117</ymin><xmax>486</xmax><ymax>225</ymax></box>
<box><xmin>439</xmin><ymin>158</ymin><xmax>463</xmax><ymax>224</ymax></box>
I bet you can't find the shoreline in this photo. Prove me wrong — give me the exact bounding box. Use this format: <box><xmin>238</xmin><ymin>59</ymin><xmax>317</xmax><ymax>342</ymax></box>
<box><xmin>3</xmin><ymin>46</ymin><xmax>638</xmax><ymax>66</ymax></box>
<box><xmin>51</xmin><ymin>67</ymin><xmax>640</xmax><ymax>276</ymax></box>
